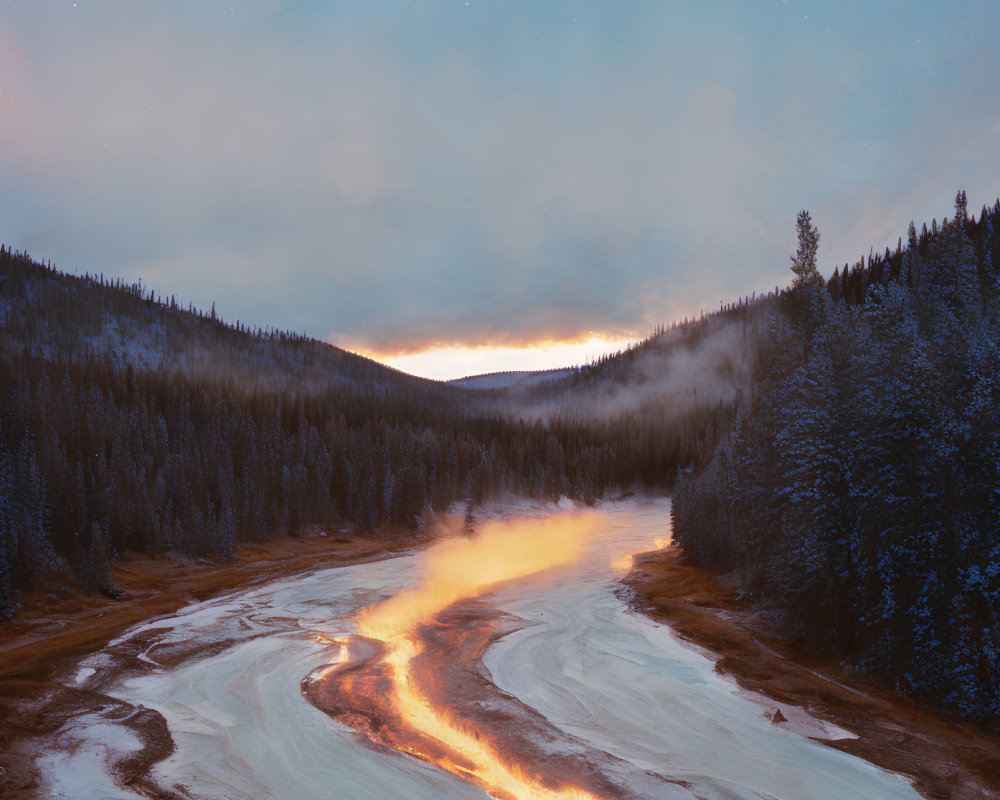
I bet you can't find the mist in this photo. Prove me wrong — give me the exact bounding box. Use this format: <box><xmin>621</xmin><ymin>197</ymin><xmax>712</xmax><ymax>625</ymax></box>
<box><xmin>493</xmin><ymin>313</ymin><xmax>759</xmax><ymax>428</ymax></box>
<box><xmin>357</xmin><ymin>511</ymin><xmax>601</xmax><ymax>642</ymax></box>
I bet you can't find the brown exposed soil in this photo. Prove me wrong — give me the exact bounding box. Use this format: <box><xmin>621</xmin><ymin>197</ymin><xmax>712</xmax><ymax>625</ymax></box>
<box><xmin>623</xmin><ymin>546</ymin><xmax>1000</xmax><ymax>800</ymax></box>
<box><xmin>0</xmin><ymin>527</ymin><xmax>427</xmax><ymax>799</ymax></box>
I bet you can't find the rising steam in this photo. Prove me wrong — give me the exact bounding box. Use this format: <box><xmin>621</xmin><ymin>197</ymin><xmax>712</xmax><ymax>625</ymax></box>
<box><xmin>357</xmin><ymin>514</ymin><xmax>597</xmax><ymax>640</ymax></box>
<box><xmin>353</xmin><ymin>512</ymin><xmax>604</xmax><ymax>800</ymax></box>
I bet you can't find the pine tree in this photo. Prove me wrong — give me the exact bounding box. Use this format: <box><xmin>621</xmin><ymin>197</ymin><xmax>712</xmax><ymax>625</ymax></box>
<box><xmin>906</xmin><ymin>221</ymin><xmax>920</xmax><ymax>288</ymax></box>
<box><xmin>950</xmin><ymin>190</ymin><xmax>981</xmax><ymax>316</ymax></box>
<box><xmin>0</xmin><ymin>442</ymin><xmax>15</xmax><ymax>618</ymax></box>
<box><xmin>790</xmin><ymin>210</ymin><xmax>823</xmax><ymax>291</ymax></box>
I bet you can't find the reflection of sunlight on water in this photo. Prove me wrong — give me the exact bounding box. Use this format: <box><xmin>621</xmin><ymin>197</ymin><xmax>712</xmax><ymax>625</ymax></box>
<box><xmin>39</xmin><ymin>499</ymin><xmax>923</xmax><ymax>800</ymax></box>
<box><xmin>610</xmin><ymin>537</ymin><xmax>669</xmax><ymax>571</ymax></box>
<box><xmin>351</xmin><ymin>512</ymin><xmax>606</xmax><ymax>800</ymax></box>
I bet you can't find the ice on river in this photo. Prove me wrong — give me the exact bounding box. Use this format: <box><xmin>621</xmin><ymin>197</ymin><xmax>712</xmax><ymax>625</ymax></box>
<box><xmin>483</xmin><ymin>500</ymin><xmax>918</xmax><ymax>800</ymax></box>
<box><xmin>36</xmin><ymin>499</ymin><xmax>921</xmax><ymax>800</ymax></box>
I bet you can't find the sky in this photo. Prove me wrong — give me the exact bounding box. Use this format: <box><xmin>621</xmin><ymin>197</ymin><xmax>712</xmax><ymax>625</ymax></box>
<box><xmin>1</xmin><ymin>1</ymin><xmax>999</xmax><ymax>379</ymax></box>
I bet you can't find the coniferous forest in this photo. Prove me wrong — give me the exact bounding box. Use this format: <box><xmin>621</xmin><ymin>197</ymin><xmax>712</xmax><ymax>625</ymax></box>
<box><xmin>0</xmin><ymin>246</ymin><xmax>730</xmax><ymax>616</ymax></box>
<box><xmin>3</xmin><ymin>191</ymin><xmax>1000</xmax><ymax>727</ymax></box>
<box><xmin>673</xmin><ymin>192</ymin><xmax>1000</xmax><ymax>723</ymax></box>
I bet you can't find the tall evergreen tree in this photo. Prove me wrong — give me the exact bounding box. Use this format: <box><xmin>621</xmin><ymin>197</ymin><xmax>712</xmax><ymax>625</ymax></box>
<box><xmin>790</xmin><ymin>210</ymin><xmax>823</xmax><ymax>291</ymax></box>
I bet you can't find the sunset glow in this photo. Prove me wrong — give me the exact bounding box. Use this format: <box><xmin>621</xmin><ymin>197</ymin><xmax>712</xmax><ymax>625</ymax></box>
<box><xmin>360</xmin><ymin>335</ymin><xmax>639</xmax><ymax>381</ymax></box>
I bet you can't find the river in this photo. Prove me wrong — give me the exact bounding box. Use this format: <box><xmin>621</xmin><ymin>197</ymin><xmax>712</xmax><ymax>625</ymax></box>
<box><xmin>35</xmin><ymin>499</ymin><xmax>921</xmax><ymax>799</ymax></box>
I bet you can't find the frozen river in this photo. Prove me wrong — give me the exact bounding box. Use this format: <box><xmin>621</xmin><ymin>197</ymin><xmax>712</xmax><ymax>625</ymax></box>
<box><xmin>37</xmin><ymin>499</ymin><xmax>921</xmax><ymax>799</ymax></box>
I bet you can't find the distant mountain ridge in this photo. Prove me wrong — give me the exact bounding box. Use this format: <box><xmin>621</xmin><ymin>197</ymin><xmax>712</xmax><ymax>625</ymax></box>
<box><xmin>449</xmin><ymin>368</ymin><xmax>576</xmax><ymax>390</ymax></box>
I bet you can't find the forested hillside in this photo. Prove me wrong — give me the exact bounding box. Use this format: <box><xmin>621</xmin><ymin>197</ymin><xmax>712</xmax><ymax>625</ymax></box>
<box><xmin>672</xmin><ymin>192</ymin><xmax>1000</xmax><ymax>723</ymax></box>
<box><xmin>473</xmin><ymin>303</ymin><xmax>767</xmax><ymax>489</ymax></box>
<box><xmin>0</xmin><ymin>248</ymin><xmax>731</xmax><ymax>616</ymax></box>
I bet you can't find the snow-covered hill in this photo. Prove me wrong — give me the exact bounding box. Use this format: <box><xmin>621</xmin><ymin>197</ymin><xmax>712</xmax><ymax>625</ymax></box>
<box><xmin>449</xmin><ymin>368</ymin><xmax>575</xmax><ymax>390</ymax></box>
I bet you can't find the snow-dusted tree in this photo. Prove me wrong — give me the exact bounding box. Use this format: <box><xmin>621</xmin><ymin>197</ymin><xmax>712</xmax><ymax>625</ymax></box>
<box><xmin>949</xmin><ymin>190</ymin><xmax>982</xmax><ymax>316</ymax></box>
<box><xmin>790</xmin><ymin>210</ymin><xmax>823</xmax><ymax>291</ymax></box>
<box><xmin>673</xmin><ymin>196</ymin><xmax>1000</xmax><ymax>721</ymax></box>
<box><xmin>0</xmin><ymin>443</ymin><xmax>14</xmax><ymax>617</ymax></box>
<box><xmin>905</xmin><ymin>221</ymin><xmax>920</xmax><ymax>289</ymax></box>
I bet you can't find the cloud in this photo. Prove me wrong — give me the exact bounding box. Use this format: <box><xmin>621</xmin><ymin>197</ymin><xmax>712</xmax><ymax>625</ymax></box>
<box><xmin>0</xmin><ymin>2</ymin><xmax>998</xmax><ymax>355</ymax></box>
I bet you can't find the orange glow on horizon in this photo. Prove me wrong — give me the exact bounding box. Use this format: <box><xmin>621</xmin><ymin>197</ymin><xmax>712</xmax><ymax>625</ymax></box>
<box><xmin>353</xmin><ymin>513</ymin><xmax>604</xmax><ymax>800</ymax></box>
<box><xmin>347</xmin><ymin>334</ymin><xmax>639</xmax><ymax>381</ymax></box>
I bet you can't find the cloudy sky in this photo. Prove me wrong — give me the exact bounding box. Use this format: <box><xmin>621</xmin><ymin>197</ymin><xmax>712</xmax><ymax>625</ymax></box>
<box><xmin>1</xmin><ymin>1</ymin><xmax>998</xmax><ymax>378</ymax></box>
